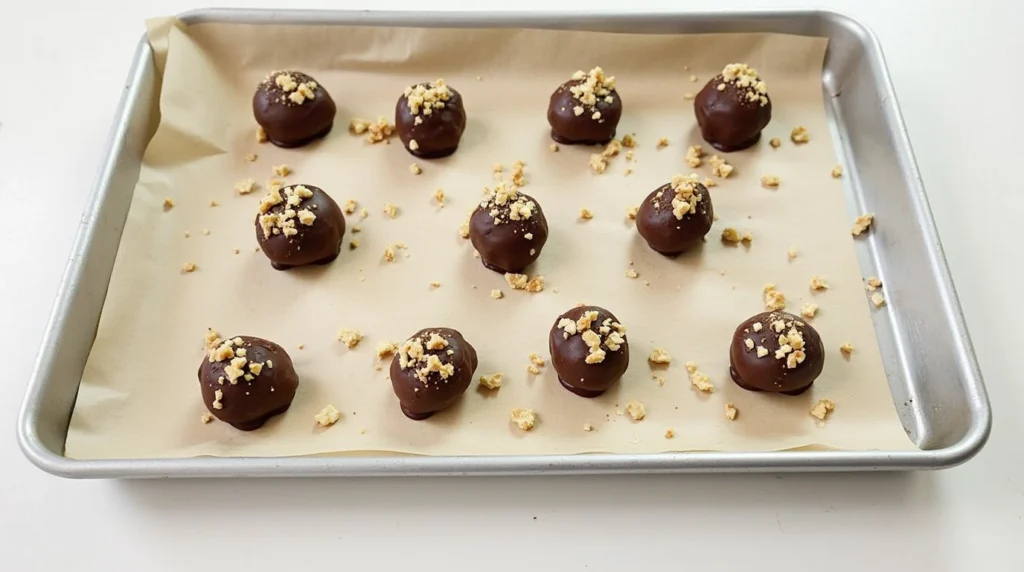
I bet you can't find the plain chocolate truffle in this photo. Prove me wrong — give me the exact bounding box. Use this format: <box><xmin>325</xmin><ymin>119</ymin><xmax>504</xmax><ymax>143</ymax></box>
<box><xmin>636</xmin><ymin>175</ymin><xmax>714</xmax><ymax>256</ymax></box>
<box><xmin>395</xmin><ymin>79</ymin><xmax>467</xmax><ymax>158</ymax></box>
<box><xmin>548</xmin><ymin>305</ymin><xmax>630</xmax><ymax>398</ymax></box>
<box><xmin>694</xmin><ymin>63</ymin><xmax>772</xmax><ymax>152</ymax></box>
<box><xmin>255</xmin><ymin>184</ymin><xmax>346</xmax><ymax>271</ymax></box>
<box><xmin>729</xmin><ymin>311</ymin><xmax>825</xmax><ymax>395</ymax></box>
<box><xmin>547</xmin><ymin>67</ymin><xmax>622</xmax><ymax>145</ymax></box>
<box><xmin>253</xmin><ymin>71</ymin><xmax>336</xmax><ymax>148</ymax></box>
<box><xmin>389</xmin><ymin>328</ymin><xmax>479</xmax><ymax>420</ymax></box>
<box><xmin>199</xmin><ymin>335</ymin><xmax>299</xmax><ymax>431</ymax></box>
<box><xmin>469</xmin><ymin>182</ymin><xmax>549</xmax><ymax>273</ymax></box>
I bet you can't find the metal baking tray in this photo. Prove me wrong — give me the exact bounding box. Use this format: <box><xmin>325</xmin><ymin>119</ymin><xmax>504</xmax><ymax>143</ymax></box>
<box><xmin>17</xmin><ymin>9</ymin><xmax>991</xmax><ymax>477</ymax></box>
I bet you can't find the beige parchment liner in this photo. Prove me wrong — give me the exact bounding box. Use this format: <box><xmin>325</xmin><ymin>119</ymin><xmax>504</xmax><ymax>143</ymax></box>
<box><xmin>64</xmin><ymin>19</ymin><xmax>915</xmax><ymax>459</ymax></box>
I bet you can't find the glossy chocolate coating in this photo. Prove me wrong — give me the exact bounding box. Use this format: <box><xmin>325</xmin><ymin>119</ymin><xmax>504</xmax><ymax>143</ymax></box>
<box><xmin>253</xmin><ymin>71</ymin><xmax>336</xmax><ymax>148</ymax></box>
<box><xmin>395</xmin><ymin>84</ymin><xmax>467</xmax><ymax>158</ymax></box>
<box><xmin>548</xmin><ymin>305</ymin><xmax>630</xmax><ymax>398</ymax></box>
<box><xmin>255</xmin><ymin>184</ymin><xmax>346</xmax><ymax>271</ymax></box>
<box><xmin>469</xmin><ymin>190</ymin><xmax>549</xmax><ymax>273</ymax></box>
<box><xmin>729</xmin><ymin>311</ymin><xmax>825</xmax><ymax>395</ymax></box>
<box><xmin>198</xmin><ymin>336</ymin><xmax>299</xmax><ymax>431</ymax></box>
<box><xmin>694</xmin><ymin>75</ymin><xmax>772</xmax><ymax>152</ymax></box>
<box><xmin>636</xmin><ymin>181</ymin><xmax>714</xmax><ymax>256</ymax></box>
<box><xmin>389</xmin><ymin>328</ymin><xmax>478</xmax><ymax>420</ymax></box>
<box><xmin>547</xmin><ymin>80</ymin><xmax>622</xmax><ymax>145</ymax></box>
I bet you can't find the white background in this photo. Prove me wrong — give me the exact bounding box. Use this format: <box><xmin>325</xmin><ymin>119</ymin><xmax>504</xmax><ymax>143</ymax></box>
<box><xmin>1</xmin><ymin>1</ymin><xmax>1021</xmax><ymax>570</ymax></box>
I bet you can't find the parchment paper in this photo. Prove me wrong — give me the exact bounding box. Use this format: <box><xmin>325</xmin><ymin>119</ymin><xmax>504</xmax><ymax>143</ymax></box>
<box><xmin>64</xmin><ymin>19</ymin><xmax>915</xmax><ymax>459</ymax></box>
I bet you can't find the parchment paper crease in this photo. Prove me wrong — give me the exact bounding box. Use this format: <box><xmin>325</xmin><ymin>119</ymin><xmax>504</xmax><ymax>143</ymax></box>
<box><xmin>64</xmin><ymin>20</ymin><xmax>914</xmax><ymax>459</ymax></box>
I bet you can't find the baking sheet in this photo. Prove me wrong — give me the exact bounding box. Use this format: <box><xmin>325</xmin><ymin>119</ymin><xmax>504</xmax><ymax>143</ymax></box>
<box><xmin>64</xmin><ymin>19</ymin><xmax>914</xmax><ymax>459</ymax></box>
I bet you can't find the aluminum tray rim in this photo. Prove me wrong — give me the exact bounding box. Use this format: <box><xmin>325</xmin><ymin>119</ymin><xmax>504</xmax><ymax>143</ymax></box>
<box><xmin>17</xmin><ymin>8</ymin><xmax>991</xmax><ymax>477</ymax></box>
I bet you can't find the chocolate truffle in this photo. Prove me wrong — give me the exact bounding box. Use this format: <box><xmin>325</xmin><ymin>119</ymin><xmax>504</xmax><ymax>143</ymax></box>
<box><xmin>395</xmin><ymin>79</ymin><xmax>467</xmax><ymax>158</ymax></box>
<box><xmin>199</xmin><ymin>335</ymin><xmax>299</xmax><ymax>431</ymax></box>
<box><xmin>469</xmin><ymin>182</ymin><xmax>549</xmax><ymax>273</ymax></box>
<box><xmin>636</xmin><ymin>175</ymin><xmax>714</xmax><ymax>256</ymax></box>
<box><xmin>547</xmin><ymin>67</ymin><xmax>622</xmax><ymax>145</ymax></box>
<box><xmin>548</xmin><ymin>305</ymin><xmax>629</xmax><ymax>398</ymax></box>
<box><xmin>389</xmin><ymin>328</ymin><xmax>479</xmax><ymax>420</ymax></box>
<box><xmin>694</xmin><ymin>63</ymin><xmax>772</xmax><ymax>152</ymax></box>
<box><xmin>255</xmin><ymin>184</ymin><xmax>346</xmax><ymax>270</ymax></box>
<box><xmin>729</xmin><ymin>311</ymin><xmax>825</xmax><ymax>395</ymax></box>
<box><xmin>253</xmin><ymin>71</ymin><xmax>336</xmax><ymax>148</ymax></box>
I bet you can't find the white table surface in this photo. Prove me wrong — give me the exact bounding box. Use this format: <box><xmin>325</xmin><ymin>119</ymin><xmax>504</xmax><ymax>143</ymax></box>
<box><xmin>2</xmin><ymin>0</ymin><xmax>1021</xmax><ymax>569</ymax></box>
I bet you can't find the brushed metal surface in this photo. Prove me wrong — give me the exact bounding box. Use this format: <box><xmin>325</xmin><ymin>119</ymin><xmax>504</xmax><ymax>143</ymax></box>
<box><xmin>17</xmin><ymin>9</ymin><xmax>991</xmax><ymax>477</ymax></box>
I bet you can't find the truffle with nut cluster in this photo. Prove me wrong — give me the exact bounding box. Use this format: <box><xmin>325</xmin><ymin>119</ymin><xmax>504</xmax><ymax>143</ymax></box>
<box><xmin>395</xmin><ymin>79</ymin><xmax>467</xmax><ymax>158</ymax></box>
<box><xmin>255</xmin><ymin>184</ymin><xmax>346</xmax><ymax>270</ymax></box>
<box><xmin>389</xmin><ymin>328</ymin><xmax>479</xmax><ymax>420</ymax></box>
<box><xmin>694</xmin><ymin>63</ymin><xmax>772</xmax><ymax>152</ymax></box>
<box><xmin>548</xmin><ymin>305</ymin><xmax>630</xmax><ymax>398</ymax></box>
<box><xmin>636</xmin><ymin>175</ymin><xmax>715</xmax><ymax>256</ymax></box>
<box><xmin>547</xmin><ymin>67</ymin><xmax>622</xmax><ymax>145</ymax></box>
<box><xmin>198</xmin><ymin>335</ymin><xmax>299</xmax><ymax>431</ymax></box>
<box><xmin>253</xmin><ymin>71</ymin><xmax>336</xmax><ymax>148</ymax></box>
<box><xmin>729</xmin><ymin>311</ymin><xmax>825</xmax><ymax>395</ymax></box>
<box><xmin>469</xmin><ymin>182</ymin><xmax>549</xmax><ymax>273</ymax></box>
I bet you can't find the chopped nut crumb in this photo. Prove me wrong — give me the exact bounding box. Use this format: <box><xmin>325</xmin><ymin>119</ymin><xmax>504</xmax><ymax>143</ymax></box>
<box><xmin>314</xmin><ymin>404</ymin><xmax>341</xmax><ymax>427</ymax></box>
<box><xmin>272</xmin><ymin>164</ymin><xmax>291</xmax><ymax>177</ymax></box>
<box><xmin>652</xmin><ymin>374</ymin><xmax>666</xmax><ymax>386</ymax></box>
<box><xmin>621</xmin><ymin>134</ymin><xmax>636</xmax><ymax>148</ymax></box>
<box><xmin>429</xmin><ymin>281</ymin><xmax>441</xmax><ymax>289</ymax></box>
<box><xmin>256</xmin><ymin>126</ymin><xmax>268</xmax><ymax>143</ymax></box>
<box><xmin>769</xmin><ymin>137</ymin><xmax>781</xmax><ymax>149</ymax></box>
<box><xmin>709</xmin><ymin>155</ymin><xmax>734</xmax><ymax>178</ymax></box>
<box><xmin>682</xmin><ymin>92</ymin><xmax>695</xmax><ymax>100</ymax></box>
<box><xmin>602</xmin><ymin>141</ymin><xmax>622</xmax><ymax>161</ymax></box>
<box><xmin>725</xmin><ymin>403</ymin><xmax>738</xmax><ymax>420</ymax></box>
<box><xmin>505</xmin><ymin>273</ymin><xmax>544</xmax><ymax>293</ymax></box>
<box><xmin>625</xmin><ymin>400</ymin><xmax>646</xmax><ymax>421</ymax></box>
<box><xmin>685</xmin><ymin>145</ymin><xmax>703</xmax><ymax>167</ymax></box>
<box><xmin>184</xmin><ymin>231</ymin><xmax>190</xmax><ymax>238</ymax></box>
<box><xmin>832</xmin><ymin>165</ymin><xmax>843</xmax><ymax>178</ymax></box>
<box><xmin>810</xmin><ymin>399</ymin><xmax>835</xmax><ymax>420</ymax></box>
<box><xmin>788</xmin><ymin>248</ymin><xmax>798</xmax><ymax>260</ymax></box>
<box><xmin>583</xmin><ymin>423</ymin><xmax>594</xmax><ymax>432</ymax></box>
<box><xmin>490</xmin><ymin>289</ymin><xmax>504</xmax><ymax>299</ymax></box>
<box><xmin>349</xmin><ymin>240</ymin><xmax>359</xmax><ymax>250</ymax></box>
<box><xmin>342</xmin><ymin>199</ymin><xmax>357</xmax><ymax>215</ymax></box>
<box><xmin>721</xmin><ymin>227</ymin><xmax>753</xmax><ymax>244</ymax></box>
<box><xmin>529</xmin><ymin>353</ymin><xmax>545</xmax><ymax>367</ymax></box>
<box><xmin>840</xmin><ymin>342</ymin><xmax>854</xmax><ymax>355</ymax></box>
<box><xmin>244</xmin><ymin>153</ymin><xmax>258</xmax><ymax>163</ymax></box>
<box><xmin>648</xmin><ymin>347</ymin><xmax>672</xmax><ymax>364</ymax></box>
<box><xmin>871</xmin><ymin>292</ymin><xmax>886</xmax><ymax>307</ymax></box>
<box><xmin>337</xmin><ymin>328</ymin><xmax>363</xmax><ymax>348</ymax></box>
<box><xmin>212</xmin><ymin>389</ymin><xmax>224</xmax><ymax>410</ymax></box>
<box><xmin>181</xmin><ymin>262</ymin><xmax>197</xmax><ymax>273</ymax></box>
<box><xmin>579</xmin><ymin>208</ymin><xmax>593</xmax><ymax>220</ymax></box>
<box><xmin>350</xmin><ymin>116</ymin><xmax>395</xmax><ymax>143</ymax></box>
<box><xmin>852</xmin><ymin>213</ymin><xmax>874</xmax><ymax>236</ymax></box>
<box><xmin>801</xmin><ymin>303</ymin><xmax>819</xmax><ymax>318</ymax></box>
<box><xmin>360</xmin><ymin>208</ymin><xmax>369</xmax><ymax>220</ymax></box>
<box><xmin>589</xmin><ymin>154</ymin><xmax>608</xmax><ymax>174</ymax></box>
<box><xmin>702</xmin><ymin>177</ymin><xmax>716</xmax><ymax>188</ymax></box>
<box><xmin>202</xmin><ymin>228</ymin><xmax>211</xmax><ymax>236</ymax></box>
<box><xmin>201</xmin><ymin>413</ymin><xmax>213</xmax><ymax>424</ymax></box>
<box><xmin>409</xmin><ymin>163</ymin><xmax>422</xmax><ymax>175</ymax></box>
<box><xmin>790</xmin><ymin>126</ymin><xmax>810</xmax><ymax>143</ymax></box>
<box><xmin>763</xmin><ymin>283</ymin><xmax>786</xmax><ymax>310</ymax></box>
<box><xmin>162</xmin><ymin>197</ymin><xmax>175</xmax><ymax>210</ymax></box>
<box><xmin>383</xmin><ymin>245</ymin><xmax>397</xmax><ymax>262</ymax></box>
<box><xmin>686</xmin><ymin>362</ymin><xmax>714</xmax><ymax>392</ymax></box>
<box><xmin>657</xmin><ymin>138</ymin><xmax>669</xmax><ymax>149</ymax></box>
<box><xmin>625</xmin><ymin>206</ymin><xmax>639</xmax><ymax>221</ymax></box>
<box><xmin>625</xmin><ymin>268</ymin><xmax>639</xmax><ymax>279</ymax></box>
<box><xmin>382</xmin><ymin>203</ymin><xmax>398</xmax><ymax>219</ymax></box>
<box><xmin>865</xmin><ymin>277</ymin><xmax>882</xmax><ymax>291</ymax></box>
<box><xmin>432</xmin><ymin>188</ymin><xmax>445</xmax><ymax>207</ymax></box>
<box><xmin>510</xmin><ymin>408</ymin><xmax>537</xmax><ymax>431</ymax></box>
<box><xmin>375</xmin><ymin>341</ymin><xmax>398</xmax><ymax>360</ymax></box>
<box><xmin>810</xmin><ymin>276</ymin><xmax>830</xmax><ymax>291</ymax></box>
<box><xmin>479</xmin><ymin>373</ymin><xmax>503</xmax><ymax>390</ymax></box>
<box><xmin>234</xmin><ymin>178</ymin><xmax>256</xmax><ymax>195</ymax></box>
<box><xmin>760</xmin><ymin>175</ymin><xmax>781</xmax><ymax>188</ymax></box>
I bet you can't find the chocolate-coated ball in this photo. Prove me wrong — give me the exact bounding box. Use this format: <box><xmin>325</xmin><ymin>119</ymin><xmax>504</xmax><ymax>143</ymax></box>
<box><xmin>548</xmin><ymin>305</ymin><xmax>629</xmax><ymax>398</ymax></box>
<box><xmin>253</xmin><ymin>70</ymin><xmax>336</xmax><ymax>148</ymax></box>
<box><xmin>729</xmin><ymin>311</ymin><xmax>825</xmax><ymax>395</ymax></box>
<box><xmin>199</xmin><ymin>335</ymin><xmax>299</xmax><ymax>431</ymax></box>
